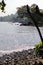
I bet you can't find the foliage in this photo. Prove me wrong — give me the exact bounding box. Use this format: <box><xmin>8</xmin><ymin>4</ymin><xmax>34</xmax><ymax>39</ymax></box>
<box><xmin>0</xmin><ymin>0</ymin><xmax>6</xmax><ymax>12</ymax></box>
<box><xmin>31</xmin><ymin>4</ymin><xmax>39</xmax><ymax>13</ymax></box>
<box><xmin>17</xmin><ymin>4</ymin><xmax>40</xmax><ymax>18</ymax></box>
<box><xmin>35</xmin><ymin>41</ymin><xmax>43</xmax><ymax>56</ymax></box>
<box><xmin>17</xmin><ymin>5</ymin><xmax>30</xmax><ymax>18</ymax></box>
<box><xmin>17</xmin><ymin>4</ymin><xmax>43</xmax><ymax>23</ymax></box>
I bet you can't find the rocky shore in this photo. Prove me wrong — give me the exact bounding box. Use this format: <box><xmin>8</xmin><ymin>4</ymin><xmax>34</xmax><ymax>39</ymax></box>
<box><xmin>20</xmin><ymin>22</ymin><xmax>43</xmax><ymax>27</ymax></box>
<box><xmin>0</xmin><ymin>49</ymin><xmax>43</xmax><ymax>65</ymax></box>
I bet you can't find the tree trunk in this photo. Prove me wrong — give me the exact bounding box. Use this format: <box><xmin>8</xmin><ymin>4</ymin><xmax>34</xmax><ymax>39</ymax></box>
<box><xmin>27</xmin><ymin>5</ymin><xmax>43</xmax><ymax>43</ymax></box>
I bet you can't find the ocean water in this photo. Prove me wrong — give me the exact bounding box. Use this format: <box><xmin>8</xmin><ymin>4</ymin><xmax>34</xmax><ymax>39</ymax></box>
<box><xmin>0</xmin><ymin>22</ymin><xmax>43</xmax><ymax>54</ymax></box>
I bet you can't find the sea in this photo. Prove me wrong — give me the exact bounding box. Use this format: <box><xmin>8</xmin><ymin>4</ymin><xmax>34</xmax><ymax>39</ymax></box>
<box><xmin>0</xmin><ymin>22</ymin><xmax>43</xmax><ymax>56</ymax></box>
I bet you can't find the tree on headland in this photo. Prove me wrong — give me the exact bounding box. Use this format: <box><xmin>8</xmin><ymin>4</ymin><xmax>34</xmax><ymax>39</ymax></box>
<box><xmin>17</xmin><ymin>4</ymin><xmax>43</xmax><ymax>24</ymax></box>
<box><xmin>27</xmin><ymin>5</ymin><xmax>43</xmax><ymax>44</ymax></box>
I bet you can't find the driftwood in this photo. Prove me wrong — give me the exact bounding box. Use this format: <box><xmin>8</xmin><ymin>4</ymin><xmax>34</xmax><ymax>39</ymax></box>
<box><xmin>27</xmin><ymin>5</ymin><xmax>43</xmax><ymax>43</ymax></box>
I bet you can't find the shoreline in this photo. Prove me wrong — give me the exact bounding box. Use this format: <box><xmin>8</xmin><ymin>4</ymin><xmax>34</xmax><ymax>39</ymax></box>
<box><xmin>0</xmin><ymin>46</ymin><xmax>34</xmax><ymax>56</ymax></box>
<box><xmin>20</xmin><ymin>24</ymin><xmax>43</xmax><ymax>27</ymax></box>
<box><xmin>0</xmin><ymin>48</ymin><xmax>43</xmax><ymax>65</ymax></box>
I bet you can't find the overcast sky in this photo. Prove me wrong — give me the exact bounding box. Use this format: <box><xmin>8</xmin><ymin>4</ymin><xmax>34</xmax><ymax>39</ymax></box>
<box><xmin>0</xmin><ymin>0</ymin><xmax>43</xmax><ymax>16</ymax></box>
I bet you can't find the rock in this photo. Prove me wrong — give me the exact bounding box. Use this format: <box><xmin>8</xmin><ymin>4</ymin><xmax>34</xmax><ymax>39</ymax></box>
<box><xmin>0</xmin><ymin>49</ymin><xmax>43</xmax><ymax>65</ymax></box>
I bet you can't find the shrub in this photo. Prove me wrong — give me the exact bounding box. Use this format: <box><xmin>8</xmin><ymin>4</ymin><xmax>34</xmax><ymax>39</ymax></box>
<box><xmin>35</xmin><ymin>41</ymin><xmax>43</xmax><ymax>56</ymax></box>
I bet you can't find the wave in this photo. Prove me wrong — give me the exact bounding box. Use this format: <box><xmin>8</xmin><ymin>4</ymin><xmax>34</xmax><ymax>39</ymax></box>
<box><xmin>0</xmin><ymin>46</ymin><xmax>34</xmax><ymax>55</ymax></box>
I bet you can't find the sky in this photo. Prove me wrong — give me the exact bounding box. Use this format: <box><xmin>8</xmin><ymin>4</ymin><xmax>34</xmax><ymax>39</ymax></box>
<box><xmin>0</xmin><ymin>0</ymin><xmax>43</xmax><ymax>16</ymax></box>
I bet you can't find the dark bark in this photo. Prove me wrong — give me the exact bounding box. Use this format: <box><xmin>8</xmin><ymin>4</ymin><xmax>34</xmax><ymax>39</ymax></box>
<box><xmin>36</xmin><ymin>6</ymin><xmax>43</xmax><ymax>17</ymax></box>
<box><xmin>27</xmin><ymin>5</ymin><xmax>43</xmax><ymax>43</ymax></box>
